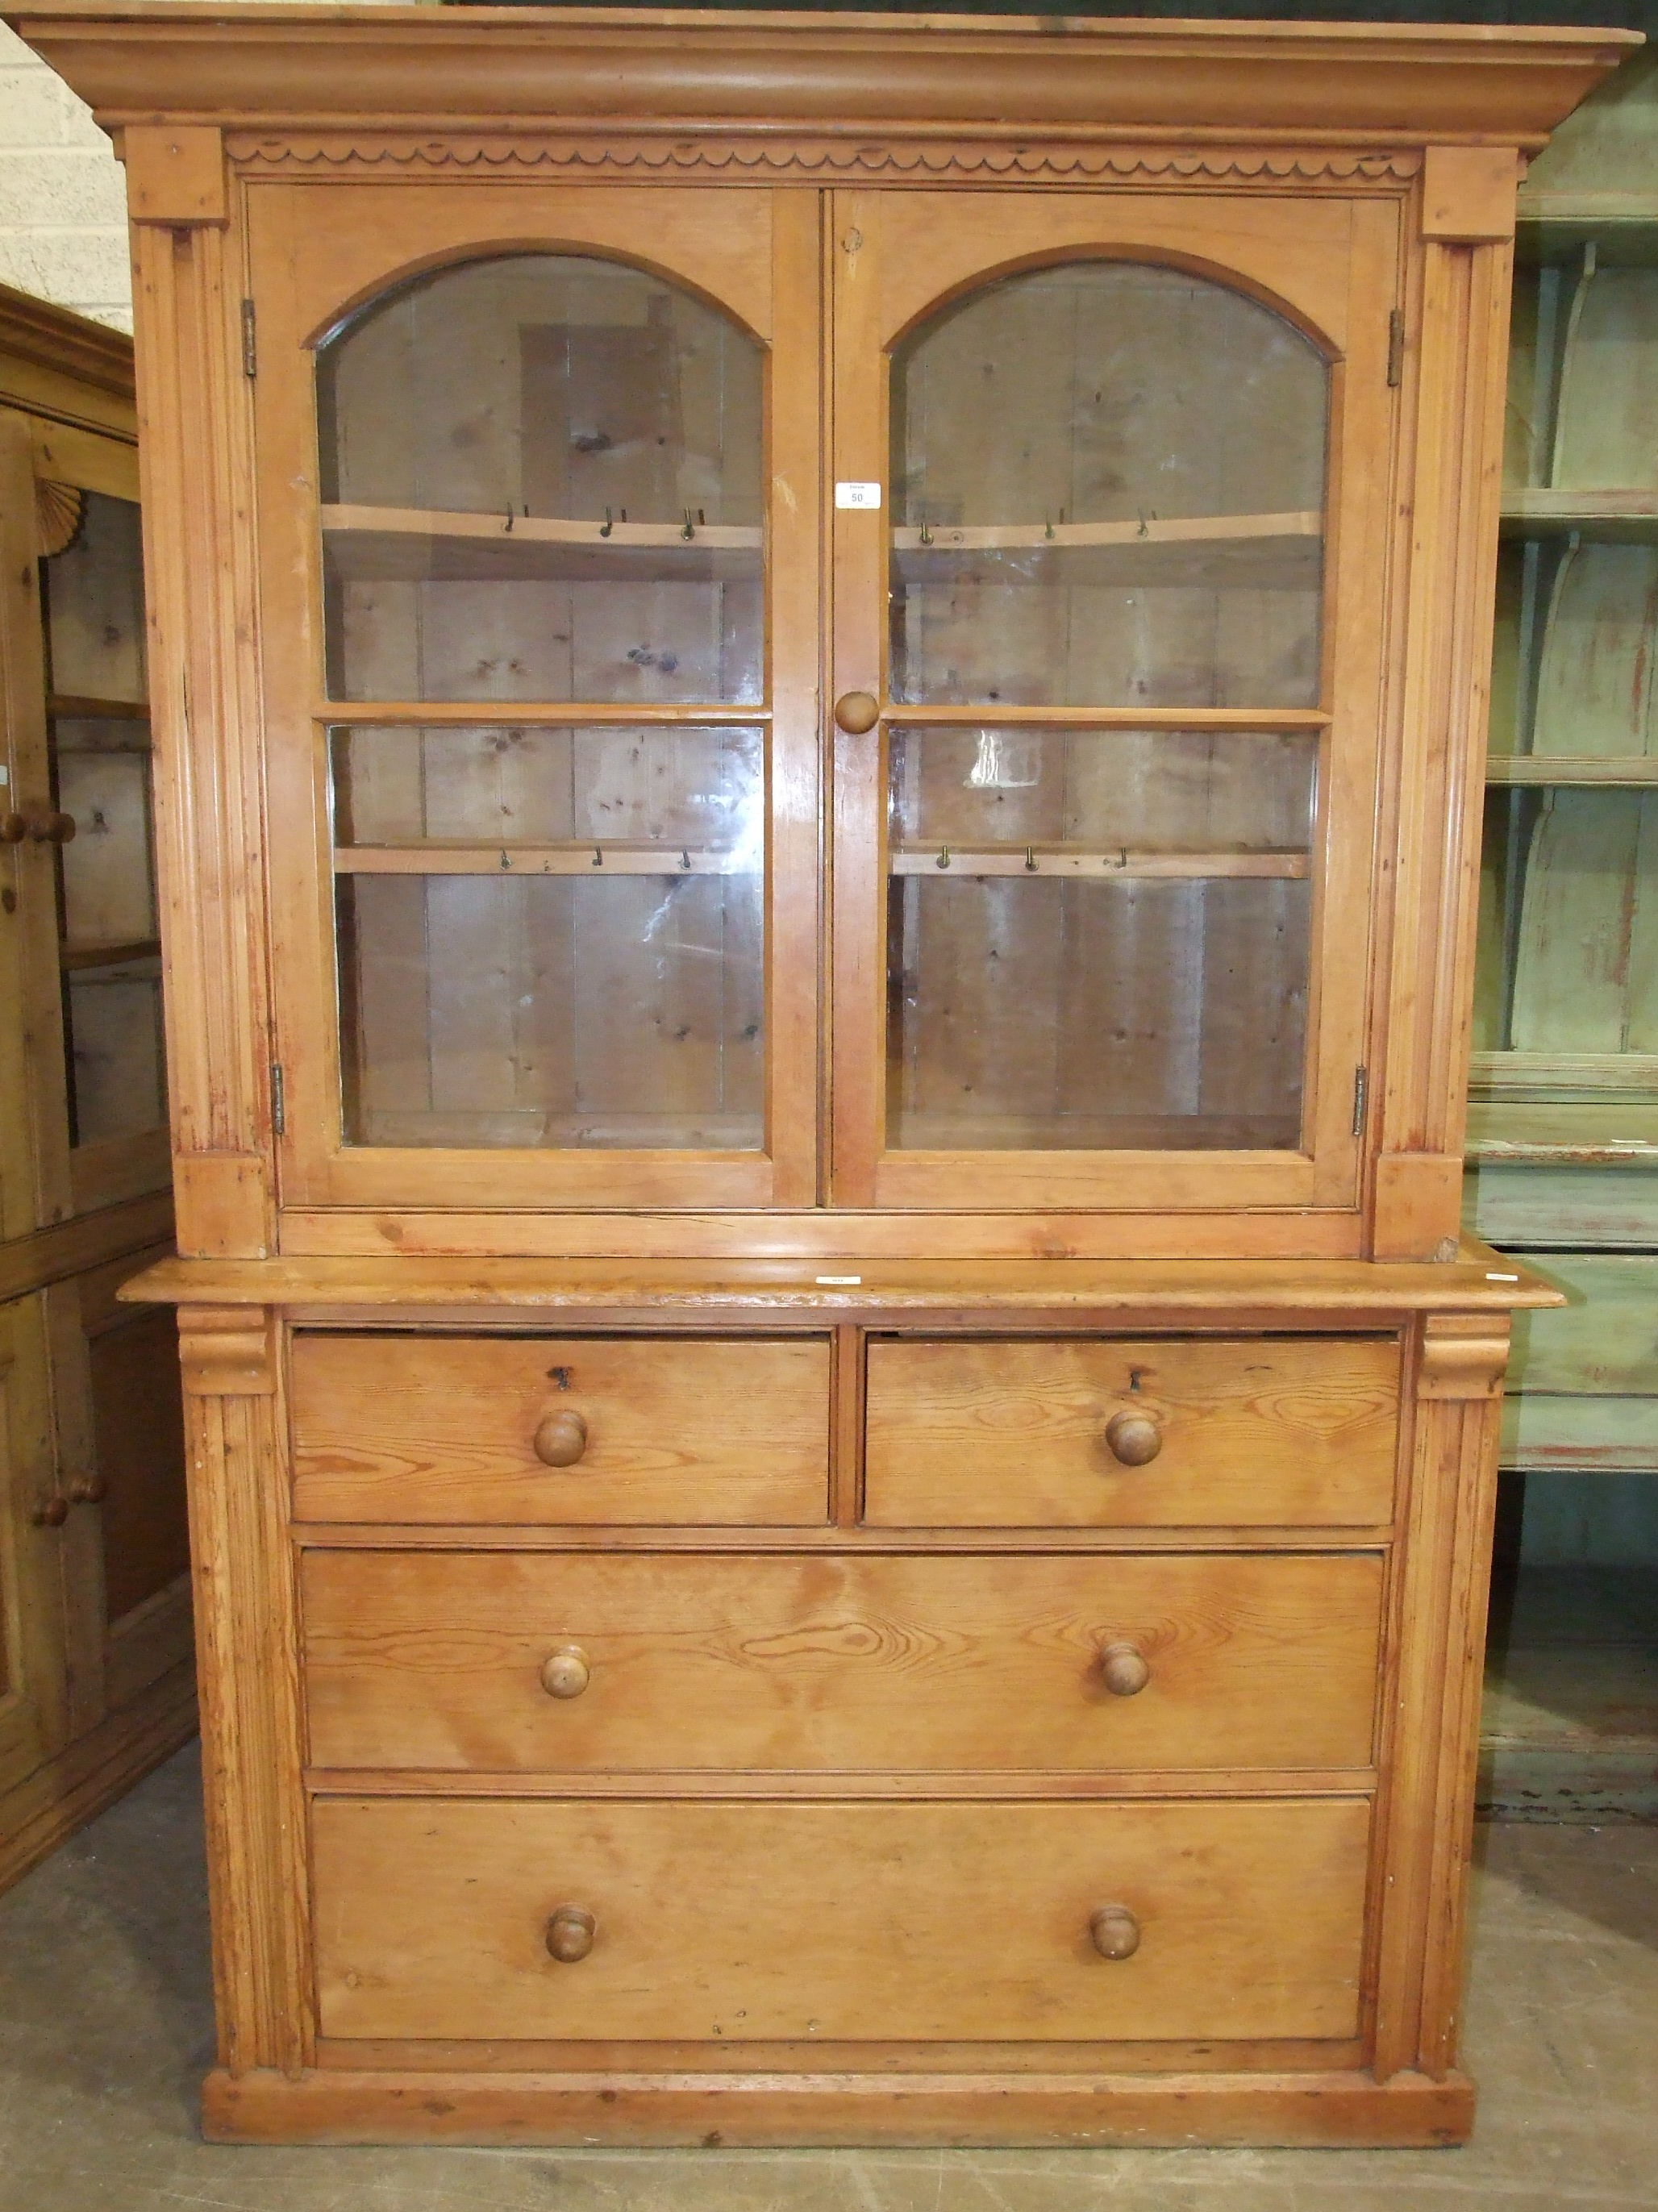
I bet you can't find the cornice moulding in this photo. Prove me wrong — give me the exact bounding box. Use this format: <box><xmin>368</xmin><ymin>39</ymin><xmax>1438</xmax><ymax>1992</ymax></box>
<box><xmin>4</xmin><ymin>4</ymin><xmax>1640</xmax><ymax>150</ymax></box>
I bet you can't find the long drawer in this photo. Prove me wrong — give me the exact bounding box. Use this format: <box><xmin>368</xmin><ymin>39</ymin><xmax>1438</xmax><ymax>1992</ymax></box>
<box><xmin>312</xmin><ymin>1796</ymin><xmax>1371</xmax><ymax>2043</ymax></box>
<box><xmin>302</xmin><ymin>1548</ymin><xmax>1384</xmax><ymax>1773</ymax></box>
<box><xmin>290</xmin><ymin>1334</ymin><xmax>831</xmax><ymax>1525</ymax></box>
<box><xmin>864</xmin><ymin>1337</ymin><xmax>1400</xmax><ymax>1527</ymax></box>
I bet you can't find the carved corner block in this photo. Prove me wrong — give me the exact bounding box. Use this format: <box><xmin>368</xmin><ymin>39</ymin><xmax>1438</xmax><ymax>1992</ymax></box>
<box><xmin>123</xmin><ymin>125</ymin><xmax>229</xmax><ymax>227</ymax></box>
<box><xmin>1372</xmin><ymin>1152</ymin><xmax>1465</xmax><ymax>1262</ymax></box>
<box><xmin>1421</xmin><ymin>144</ymin><xmax>1520</xmax><ymax>243</ymax></box>
<box><xmin>179</xmin><ymin>1306</ymin><xmax>277</xmax><ymax>1397</ymax></box>
<box><xmin>1418</xmin><ymin>1312</ymin><xmax>1511</xmax><ymax>1401</ymax></box>
<box><xmin>173</xmin><ymin>1153</ymin><xmax>275</xmax><ymax>1262</ymax></box>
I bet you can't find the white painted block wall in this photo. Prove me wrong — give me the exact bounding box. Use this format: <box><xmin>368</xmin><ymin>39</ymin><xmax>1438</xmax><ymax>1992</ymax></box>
<box><xmin>0</xmin><ymin>22</ymin><xmax>131</xmax><ymax>329</ymax></box>
<box><xmin>0</xmin><ymin>2</ymin><xmax>411</xmax><ymax>331</ymax></box>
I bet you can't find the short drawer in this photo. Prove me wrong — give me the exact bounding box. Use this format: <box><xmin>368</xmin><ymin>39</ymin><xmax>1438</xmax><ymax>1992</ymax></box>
<box><xmin>313</xmin><ymin>1795</ymin><xmax>1370</xmax><ymax>2043</ymax></box>
<box><xmin>302</xmin><ymin>1548</ymin><xmax>1384</xmax><ymax>1773</ymax></box>
<box><xmin>864</xmin><ymin>1337</ymin><xmax>1399</xmax><ymax>1528</ymax></box>
<box><xmin>290</xmin><ymin>1334</ymin><xmax>830</xmax><ymax>1526</ymax></box>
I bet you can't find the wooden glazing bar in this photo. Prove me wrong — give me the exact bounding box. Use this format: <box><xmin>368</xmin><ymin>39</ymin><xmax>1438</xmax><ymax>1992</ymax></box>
<box><xmin>332</xmin><ymin>845</ymin><xmax>753</xmax><ymax>878</ymax></box>
<box><xmin>881</xmin><ymin>705</ymin><xmax>1332</xmax><ymax>729</ymax></box>
<box><xmin>888</xmin><ymin>847</ymin><xmax>1310</xmax><ymax>880</ymax></box>
<box><xmin>891</xmin><ymin>509</ymin><xmax>1323</xmax><ymax>553</ymax></box>
<box><xmin>319</xmin><ymin>702</ymin><xmax>772</xmax><ymax>727</ymax></box>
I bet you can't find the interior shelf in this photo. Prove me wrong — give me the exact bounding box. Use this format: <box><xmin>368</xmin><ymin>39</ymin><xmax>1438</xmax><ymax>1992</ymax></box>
<box><xmin>889</xmin><ymin>508</ymin><xmax>1321</xmax><ymax>591</ymax></box>
<box><xmin>1486</xmin><ymin>754</ymin><xmax>1658</xmax><ymax>784</ymax></box>
<box><xmin>887</xmin><ymin>844</ymin><xmax>1309</xmax><ymax>880</ymax></box>
<box><xmin>47</xmin><ymin>692</ymin><xmax>148</xmax><ymax>721</ymax></box>
<box><xmin>320</xmin><ymin>502</ymin><xmax>761</xmax><ymax>585</ymax></box>
<box><xmin>334</xmin><ymin>842</ymin><xmax>751</xmax><ymax>877</ymax></box>
<box><xmin>58</xmin><ymin>937</ymin><xmax>162</xmax><ymax>972</ymax></box>
<box><xmin>1500</xmin><ymin>489</ymin><xmax>1658</xmax><ymax>536</ymax></box>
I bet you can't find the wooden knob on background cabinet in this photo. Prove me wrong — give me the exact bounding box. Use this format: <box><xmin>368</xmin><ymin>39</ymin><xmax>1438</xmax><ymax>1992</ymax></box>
<box><xmin>1089</xmin><ymin>1906</ymin><xmax>1141</xmax><ymax>1961</ymax></box>
<box><xmin>533</xmin><ymin>1410</ymin><xmax>588</xmax><ymax>1467</ymax></box>
<box><xmin>539</xmin><ymin>1644</ymin><xmax>591</xmax><ymax>1699</ymax></box>
<box><xmin>833</xmin><ymin>690</ymin><xmax>881</xmax><ymax>734</ymax></box>
<box><xmin>1104</xmin><ymin>1410</ymin><xmax>1161</xmax><ymax>1466</ymax></box>
<box><xmin>31</xmin><ymin>1495</ymin><xmax>69</xmax><ymax>1528</ymax></box>
<box><xmin>66</xmin><ymin>1474</ymin><xmax>108</xmax><ymax>1506</ymax></box>
<box><xmin>545</xmin><ymin>1906</ymin><xmax>596</xmax><ymax>1963</ymax></box>
<box><xmin>1</xmin><ymin>807</ymin><xmax>73</xmax><ymax>844</ymax></box>
<box><xmin>1097</xmin><ymin>1640</ymin><xmax>1150</xmax><ymax>1697</ymax></box>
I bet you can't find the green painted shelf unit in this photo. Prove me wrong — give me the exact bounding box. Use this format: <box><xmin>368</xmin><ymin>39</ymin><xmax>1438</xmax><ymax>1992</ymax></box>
<box><xmin>1468</xmin><ymin>48</ymin><xmax>1658</xmax><ymax>1822</ymax></box>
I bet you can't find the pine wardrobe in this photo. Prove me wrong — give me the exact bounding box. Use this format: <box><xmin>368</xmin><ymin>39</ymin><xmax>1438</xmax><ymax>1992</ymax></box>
<box><xmin>10</xmin><ymin>1</ymin><xmax>1635</xmax><ymax>2149</ymax></box>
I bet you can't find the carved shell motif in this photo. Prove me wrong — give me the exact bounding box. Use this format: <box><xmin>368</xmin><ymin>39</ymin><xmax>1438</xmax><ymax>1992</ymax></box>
<box><xmin>35</xmin><ymin>479</ymin><xmax>85</xmax><ymax>559</ymax></box>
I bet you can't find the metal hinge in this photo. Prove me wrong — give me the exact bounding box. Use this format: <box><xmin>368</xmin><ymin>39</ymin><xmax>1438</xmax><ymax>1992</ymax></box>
<box><xmin>1387</xmin><ymin>308</ymin><xmax>1405</xmax><ymax>389</ymax></box>
<box><xmin>1352</xmin><ymin>1064</ymin><xmax>1369</xmax><ymax>1139</ymax></box>
<box><xmin>270</xmin><ymin>1061</ymin><xmax>285</xmax><ymax>1137</ymax></box>
<box><xmin>240</xmin><ymin>298</ymin><xmax>256</xmax><ymax>380</ymax></box>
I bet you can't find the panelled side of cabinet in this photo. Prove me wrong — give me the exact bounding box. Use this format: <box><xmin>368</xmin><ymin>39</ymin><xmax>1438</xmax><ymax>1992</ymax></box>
<box><xmin>0</xmin><ymin>277</ymin><xmax>193</xmax><ymax>1893</ymax></box>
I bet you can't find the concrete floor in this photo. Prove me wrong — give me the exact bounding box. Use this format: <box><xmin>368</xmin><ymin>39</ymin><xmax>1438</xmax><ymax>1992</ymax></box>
<box><xmin>0</xmin><ymin>1752</ymin><xmax>1653</xmax><ymax>2212</ymax></box>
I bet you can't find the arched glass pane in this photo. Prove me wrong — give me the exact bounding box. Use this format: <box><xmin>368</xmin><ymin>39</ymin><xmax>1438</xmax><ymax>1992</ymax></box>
<box><xmin>885</xmin><ymin>262</ymin><xmax>1325</xmax><ymax>1152</ymax></box>
<box><xmin>318</xmin><ymin>254</ymin><xmax>764</xmax><ymax>705</ymax></box>
<box><xmin>889</xmin><ymin>261</ymin><xmax>1327</xmax><ymax>709</ymax></box>
<box><xmin>315</xmin><ymin>254</ymin><xmax>766</xmax><ymax>1152</ymax></box>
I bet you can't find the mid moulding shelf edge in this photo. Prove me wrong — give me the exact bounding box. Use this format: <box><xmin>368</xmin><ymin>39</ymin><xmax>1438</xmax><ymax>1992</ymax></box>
<box><xmin>319</xmin><ymin>503</ymin><xmax>1324</xmax><ymax>558</ymax></box>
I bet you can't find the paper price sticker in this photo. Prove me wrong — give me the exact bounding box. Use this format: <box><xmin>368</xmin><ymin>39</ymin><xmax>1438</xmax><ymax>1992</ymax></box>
<box><xmin>835</xmin><ymin>481</ymin><xmax>882</xmax><ymax>510</ymax></box>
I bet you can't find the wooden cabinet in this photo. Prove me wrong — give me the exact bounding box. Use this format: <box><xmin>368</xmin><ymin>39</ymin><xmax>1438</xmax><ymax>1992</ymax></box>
<box><xmin>0</xmin><ymin>280</ymin><xmax>194</xmax><ymax>1891</ymax></box>
<box><xmin>1467</xmin><ymin>51</ymin><xmax>1658</xmax><ymax>1823</ymax></box>
<box><xmin>13</xmin><ymin>0</ymin><xmax>1636</xmax><ymax>2150</ymax></box>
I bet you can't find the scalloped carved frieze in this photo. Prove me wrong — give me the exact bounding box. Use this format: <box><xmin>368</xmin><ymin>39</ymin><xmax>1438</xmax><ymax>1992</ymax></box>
<box><xmin>224</xmin><ymin>135</ymin><xmax>1422</xmax><ymax>189</ymax></box>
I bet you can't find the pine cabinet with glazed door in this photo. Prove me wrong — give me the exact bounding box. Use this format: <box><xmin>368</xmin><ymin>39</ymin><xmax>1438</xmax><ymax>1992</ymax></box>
<box><xmin>12</xmin><ymin>0</ymin><xmax>1636</xmax><ymax>2152</ymax></box>
<box><xmin>0</xmin><ymin>281</ymin><xmax>193</xmax><ymax>1892</ymax></box>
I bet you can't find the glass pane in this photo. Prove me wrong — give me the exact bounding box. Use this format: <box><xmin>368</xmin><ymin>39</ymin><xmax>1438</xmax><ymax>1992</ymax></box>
<box><xmin>40</xmin><ymin>495</ymin><xmax>165</xmax><ymax>1152</ymax></box>
<box><xmin>41</xmin><ymin>490</ymin><xmax>146</xmax><ymax>704</ymax></box>
<box><xmin>65</xmin><ymin>960</ymin><xmax>165</xmax><ymax>1146</ymax></box>
<box><xmin>331</xmin><ymin>724</ymin><xmax>764</xmax><ymax>1148</ymax></box>
<box><xmin>318</xmin><ymin>256</ymin><xmax>763</xmax><ymax>704</ymax></box>
<box><xmin>889</xmin><ymin>263</ymin><xmax>1327</xmax><ymax>709</ymax></box>
<box><xmin>53</xmin><ymin>719</ymin><xmax>156</xmax><ymax>953</ymax></box>
<box><xmin>886</xmin><ymin>727</ymin><xmax>1315</xmax><ymax>1150</ymax></box>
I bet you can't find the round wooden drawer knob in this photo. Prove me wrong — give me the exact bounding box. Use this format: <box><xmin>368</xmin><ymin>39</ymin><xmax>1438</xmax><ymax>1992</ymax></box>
<box><xmin>1104</xmin><ymin>1410</ymin><xmax>1161</xmax><ymax>1466</ymax></box>
<box><xmin>1098</xmin><ymin>1640</ymin><xmax>1150</xmax><ymax>1697</ymax></box>
<box><xmin>1090</xmin><ymin>1906</ymin><xmax>1141</xmax><ymax>1961</ymax></box>
<box><xmin>545</xmin><ymin>1906</ymin><xmax>596</xmax><ymax>1963</ymax></box>
<box><xmin>31</xmin><ymin>1496</ymin><xmax>69</xmax><ymax>1529</ymax></box>
<box><xmin>539</xmin><ymin>1644</ymin><xmax>591</xmax><ymax>1700</ymax></box>
<box><xmin>66</xmin><ymin>1474</ymin><xmax>108</xmax><ymax>1506</ymax></box>
<box><xmin>833</xmin><ymin>690</ymin><xmax>881</xmax><ymax>735</ymax></box>
<box><xmin>533</xmin><ymin>1410</ymin><xmax>589</xmax><ymax>1467</ymax></box>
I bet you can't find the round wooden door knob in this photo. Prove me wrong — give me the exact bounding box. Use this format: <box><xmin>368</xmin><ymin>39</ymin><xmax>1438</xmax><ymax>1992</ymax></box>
<box><xmin>1104</xmin><ymin>1410</ymin><xmax>1162</xmax><ymax>1466</ymax></box>
<box><xmin>545</xmin><ymin>1906</ymin><xmax>596</xmax><ymax>1963</ymax></box>
<box><xmin>539</xmin><ymin>1644</ymin><xmax>591</xmax><ymax>1700</ymax></box>
<box><xmin>1098</xmin><ymin>1640</ymin><xmax>1151</xmax><ymax>1697</ymax></box>
<box><xmin>33</xmin><ymin>811</ymin><xmax>76</xmax><ymax>844</ymax></box>
<box><xmin>1089</xmin><ymin>1906</ymin><xmax>1141</xmax><ymax>1961</ymax></box>
<box><xmin>66</xmin><ymin>1474</ymin><xmax>108</xmax><ymax>1506</ymax></box>
<box><xmin>533</xmin><ymin>1409</ymin><xmax>589</xmax><ymax>1467</ymax></box>
<box><xmin>31</xmin><ymin>1496</ymin><xmax>69</xmax><ymax>1528</ymax></box>
<box><xmin>833</xmin><ymin>690</ymin><xmax>881</xmax><ymax>735</ymax></box>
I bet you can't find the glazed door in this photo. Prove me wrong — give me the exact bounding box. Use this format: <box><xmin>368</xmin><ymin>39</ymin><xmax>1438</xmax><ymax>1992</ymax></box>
<box><xmin>0</xmin><ymin>413</ymin><xmax>163</xmax><ymax>1231</ymax></box>
<box><xmin>256</xmin><ymin>185</ymin><xmax>820</xmax><ymax>1210</ymax></box>
<box><xmin>829</xmin><ymin>190</ymin><xmax>1398</xmax><ymax>1214</ymax></box>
